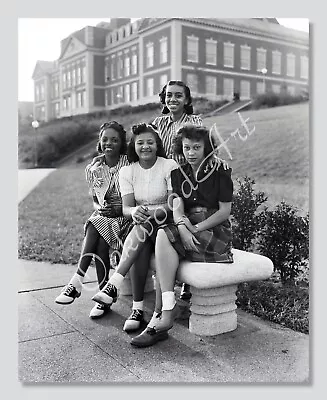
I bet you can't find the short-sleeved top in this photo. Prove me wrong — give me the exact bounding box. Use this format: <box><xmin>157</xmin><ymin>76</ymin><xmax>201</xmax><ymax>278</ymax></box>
<box><xmin>119</xmin><ymin>157</ymin><xmax>178</xmax><ymax>211</ymax></box>
<box><xmin>171</xmin><ymin>163</ymin><xmax>233</xmax><ymax>212</ymax></box>
<box><xmin>152</xmin><ymin>113</ymin><xmax>203</xmax><ymax>159</ymax></box>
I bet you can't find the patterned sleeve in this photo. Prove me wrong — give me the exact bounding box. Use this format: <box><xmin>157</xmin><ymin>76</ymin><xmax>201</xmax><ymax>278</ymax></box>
<box><xmin>151</xmin><ymin>116</ymin><xmax>160</xmax><ymax>128</ymax></box>
<box><xmin>218</xmin><ymin>167</ymin><xmax>233</xmax><ymax>202</ymax></box>
<box><xmin>191</xmin><ymin>114</ymin><xmax>203</xmax><ymax>126</ymax></box>
<box><xmin>119</xmin><ymin>165</ymin><xmax>134</xmax><ymax>197</ymax></box>
<box><xmin>85</xmin><ymin>163</ymin><xmax>96</xmax><ymax>196</ymax></box>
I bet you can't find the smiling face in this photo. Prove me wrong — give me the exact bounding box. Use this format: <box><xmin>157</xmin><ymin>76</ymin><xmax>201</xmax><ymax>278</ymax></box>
<box><xmin>100</xmin><ymin>128</ymin><xmax>122</xmax><ymax>158</ymax></box>
<box><xmin>182</xmin><ymin>138</ymin><xmax>205</xmax><ymax>169</ymax></box>
<box><xmin>165</xmin><ymin>84</ymin><xmax>188</xmax><ymax>116</ymax></box>
<box><xmin>134</xmin><ymin>132</ymin><xmax>158</xmax><ymax>162</ymax></box>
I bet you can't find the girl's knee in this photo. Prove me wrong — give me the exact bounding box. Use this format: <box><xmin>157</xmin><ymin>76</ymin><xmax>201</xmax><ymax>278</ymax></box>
<box><xmin>156</xmin><ymin>229</ymin><xmax>170</xmax><ymax>246</ymax></box>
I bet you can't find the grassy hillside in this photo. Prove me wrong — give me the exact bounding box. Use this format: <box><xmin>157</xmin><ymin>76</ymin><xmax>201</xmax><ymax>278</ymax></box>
<box><xmin>203</xmin><ymin>103</ymin><xmax>309</xmax><ymax>212</ymax></box>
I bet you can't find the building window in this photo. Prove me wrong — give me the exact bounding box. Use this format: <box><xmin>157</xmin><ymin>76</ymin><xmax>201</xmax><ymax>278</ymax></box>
<box><xmin>186</xmin><ymin>73</ymin><xmax>198</xmax><ymax>93</ymax></box>
<box><xmin>187</xmin><ymin>36</ymin><xmax>199</xmax><ymax>63</ymax></box>
<box><xmin>146</xmin><ymin>78</ymin><xmax>154</xmax><ymax>96</ymax></box>
<box><xmin>55</xmin><ymin>81</ymin><xmax>59</xmax><ymax>98</ymax></box>
<box><xmin>240</xmin><ymin>45</ymin><xmax>251</xmax><ymax>70</ymax></box>
<box><xmin>272</xmin><ymin>84</ymin><xmax>280</xmax><ymax>93</ymax></box>
<box><xmin>272</xmin><ymin>51</ymin><xmax>281</xmax><ymax>75</ymax></box>
<box><xmin>146</xmin><ymin>42</ymin><xmax>154</xmax><ymax>68</ymax></box>
<box><xmin>223</xmin><ymin>78</ymin><xmax>234</xmax><ymax>96</ymax></box>
<box><xmin>131</xmin><ymin>53</ymin><xmax>137</xmax><ymax>74</ymax></box>
<box><xmin>117</xmin><ymin>86</ymin><xmax>123</xmax><ymax>103</ymax></box>
<box><xmin>131</xmin><ymin>82</ymin><xmax>138</xmax><ymax>101</ymax></box>
<box><xmin>160</xmin><ymin>37</ymin><xmax>168</xmax><ymax>64</ymax></box>
<box><xmin>63</xmin><ymin>95</ymin><xmax>71</xmax><ymax>110</ymax></box>
<box><xmin>62</xmin><ymin>69</ymin><xmax>67</xmax><ymax>89</ymax></box>
<box><xmin>205</xmin><ymin>39</ymin><xmax>217</xmax><ymax>65</ymax></box>
<box><xmin>205</xmin><ymin>75</ymin><xmax>217</xmax><ymax>95</ymax></box>
<box><xmin>40</xmin><ymin>84</ymin><xmax>45</xmax><ymax>100</ymax></box>
<box><xmin>160</xmin><ymin>74</ymin><xmax>168</xmax><ymax>88</ymax></box>
<box><xmin>72</xmin><ymin>68</ymin><xmax>76</xmax><ymax>87</ymax></box>
<box><xmin>301</xmin><ymin>56</ymin><xmax>309</xmax><ymax>79</ymax></box>
<box><xmin>35</xmin><ymin>86</ymin><xmax>40</xmax><ymax>102</ymax></box>
<box><xmin>77</xmin><ymin>65</ymin><xmax>81</xmax><ymax>85</ymax></box>
<box><xmin>111</xmin><ymin>57</ymin><xmax>115</xmax><ymax>81</ymax></box>
<box><xmin>117</xmin><ymin>57</ymin><xmax>123</xmax><ymax>78</ymax></box>
<box><xmin>124</xmin><ymin>84</ymin><xmax>130</xmax><ymax>103</ymax></box>
<box><xmin>105</xmin><ymin>58</ymin><xmax>110</xmax><ymax>82</ymax></box>
<box><xmin>287</xmin><ymin>54</ymin><xmax>296</xmax><ymax>77</ymax></box>
<box><xmin>67</xmin><ymin>70</ymin><xmax>71</xmax><ymax>88</ymax></box>
<box><xmin>105</xmin><ymin>90</ymin><xmax>109</xmax><ymax>106</ymax></box>
<box><xmin>82</xmin><ymin>90</ymin><xmax>86</xmax><ymax>107</ymax></box>
<box><xmin>55</xmin><ymin>102</ymin><xmax>60</xmax><ymax>117</ymax></box>
<box><xmin>257</xmin><ymin>81</ymin><xmax>264</xmax><ymax>94</ymax></box>
<box><xmin>240</xmin><ymin>80</ymin><xmax>251</xmax><ymax>99</ymax></box>
<box><xmin>257</xmin><ymin>48</ymin><xmax>267</xmax><ymax>71</ymax></box>
<box><xmin>224</xmin><ymin>42</ymin><xmax>234</xmax><ymax>68</ymax></box>
<box><xmin>81</xmin><ymin>62</ymin><xmax>86</xmax><ymax>83</ymax></box>
<box><xmin>124</xmin><ymin>56</ymin><xmax>130</xmax><ymax>77</ymax></box>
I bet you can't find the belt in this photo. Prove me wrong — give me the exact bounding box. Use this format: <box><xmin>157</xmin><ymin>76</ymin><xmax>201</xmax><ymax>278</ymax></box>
<box><xmin>189</xmin><ymin>207</ymin><xmax>208</xmax><ymax>213</ymax></box>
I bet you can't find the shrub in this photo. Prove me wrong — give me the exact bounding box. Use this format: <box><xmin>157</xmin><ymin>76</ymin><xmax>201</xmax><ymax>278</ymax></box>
<box><xmin>257</xmin><ymin>201</ymin><xmax>309</xmax><ymax>285</ymax></box>
<box><xmin>231</xmin><ymin>176</ymin><xmax>267</xmax><ymax>251</ymax></box>
<box><xmin>252</xmin><ymin>92</ymin><xmax>307</xmax><ymax>109</ymax></box>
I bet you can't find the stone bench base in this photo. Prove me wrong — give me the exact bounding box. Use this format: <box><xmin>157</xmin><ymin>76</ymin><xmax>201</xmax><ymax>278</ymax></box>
<box><xmin>176</xmin><ymin>249</ymin><xmax>273</xmax><ymax>336</ymax></box>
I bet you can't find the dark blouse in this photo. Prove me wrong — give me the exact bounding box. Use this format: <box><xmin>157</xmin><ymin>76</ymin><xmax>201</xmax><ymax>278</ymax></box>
<box><xmin>171</xmin><ymin>163</ymin><xmax>233</xmax><ymax>212</ymax></box>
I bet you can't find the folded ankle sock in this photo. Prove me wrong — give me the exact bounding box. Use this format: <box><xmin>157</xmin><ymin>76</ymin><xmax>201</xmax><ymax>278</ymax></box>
<box><xmin>69</xmin><ymin>273</ymin><xmax>84</xmax><ymax>291</ymax></box>
<box><xmin>108</xmin><ymin>272</ymin><xmax>124</xmax><ymax>290</ymax></box>
<box><xmin>132</xmin><ymin>300</ymin><xmax>144</xmax><ymax>311</ymax></box>
<box><xmin>162</xmin><ymin>291</ymin><xmax>176</xmax><ymax>311</ymax></box>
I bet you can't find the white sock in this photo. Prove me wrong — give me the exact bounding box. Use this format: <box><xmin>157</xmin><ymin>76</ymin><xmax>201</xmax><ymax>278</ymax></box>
<box><xmin>108</xmin><ymin>272</ymin><xmax>124</xmax><ymax>290</ymax></box>
<box><xmin>162</xmin><ymin>291</ymin><xmax>176</xmax><ymax>311</ymax></box>
<box><xmin>132</xmin><ymin>300</ymin><xmax>144</xmax><ymax>311</ymax></box>
<box><xmin>148</xmin><ymin>311</ymin><xmax>161</xmax><ymax>328</ymax></box>
<box><xmin>69</xmin><ymin>273</ymin><xmax>83</xmax><ymax>291</ymax></box>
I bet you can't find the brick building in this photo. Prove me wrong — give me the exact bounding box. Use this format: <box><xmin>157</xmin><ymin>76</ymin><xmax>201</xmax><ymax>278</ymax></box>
<box><xmin>32</xmin><ymin>18</ymin><xmax>309</xmax><ymax>122</ymax></box>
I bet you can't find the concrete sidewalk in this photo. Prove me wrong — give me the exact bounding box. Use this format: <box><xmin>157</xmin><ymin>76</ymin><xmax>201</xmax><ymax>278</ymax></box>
<box><xmin>18</xmin><ymin>259</ymin><xmax>309</xmax><ymax>383</ymax></box>
<box><xmin>18</xmin><ymin>168</ymin><xmax>56</xmax><ymax>203</ymax></box>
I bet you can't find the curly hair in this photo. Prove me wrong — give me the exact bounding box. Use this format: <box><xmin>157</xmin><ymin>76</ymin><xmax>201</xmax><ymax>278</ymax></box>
<box><xmin>173</xmin><ymin>124</ymin><xmax>217</xmax><ymax>158</ymax></box>
<box><xmin>158</xmin><ymin>80</ymin><xmax>194</xmax><ymax>115</ymax></box>
<box><xmin>127</xmin><ymin>123</ymin><xmax>167</xmax><ymax>163</ymax></box>
<box><xmin>96</xmin><ymin>121</ymin><xmax>127</xmax><ymax>154</ymax></box>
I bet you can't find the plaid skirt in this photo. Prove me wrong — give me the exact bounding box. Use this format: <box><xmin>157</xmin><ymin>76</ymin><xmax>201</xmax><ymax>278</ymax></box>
<box><xmin>163</xmin><ymin>209</ymin><xmax>233</xmax><ymax>263</ymax></box>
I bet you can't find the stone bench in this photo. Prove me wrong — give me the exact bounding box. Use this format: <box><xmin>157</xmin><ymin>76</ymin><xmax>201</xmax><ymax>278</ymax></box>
<box><xmin>115</xmin><ymin>248</ymin><xmax>273</xmax><ymax>337</ymax></box>
<box><xmin>175</xmin><ymin>249</ymin><xmax>273</xmax><ymax>336</ymax></box>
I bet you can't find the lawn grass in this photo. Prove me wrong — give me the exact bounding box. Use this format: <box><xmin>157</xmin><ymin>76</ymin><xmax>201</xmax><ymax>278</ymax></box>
<box><xmin>19</xmin><ymin>167</ymin><xmax>89</xmax><ymax>264</ymax></box>
<box><xmin>236</xmin><ymin>281</ymin><xmax>309</xmax><ymax>334</ymax></box>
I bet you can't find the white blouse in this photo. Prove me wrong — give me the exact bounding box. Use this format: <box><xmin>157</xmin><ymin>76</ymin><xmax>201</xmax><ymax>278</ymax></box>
<box><xmin>119</xmin><ymin>157</ymin><xmax>178</xmax><ymax>210</ymax></box>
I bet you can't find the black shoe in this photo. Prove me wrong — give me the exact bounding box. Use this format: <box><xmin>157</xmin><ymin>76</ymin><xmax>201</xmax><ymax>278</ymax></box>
<box><xmin>130</xmin><ymin>326</ymin><xmax>169</xmax><ymax>348</ymax></box>
<box><xmin>123</xmin><ymin>309</ymin><xmax>144</xmax><ymax>332</ymax></box>
<box><xmin>55</xmin><ymin>284</ymin><xmax>81</xmax><ymax>304</ymax></box>
<box><xmin>92</xmin><ymin>283</ymin><xmax>118</xmax><ymax>306</ymax></box>
<box><xmin>180</xmin><ymin>283</ymin><xmax>192</xmax><ymax>300</ymax></box>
